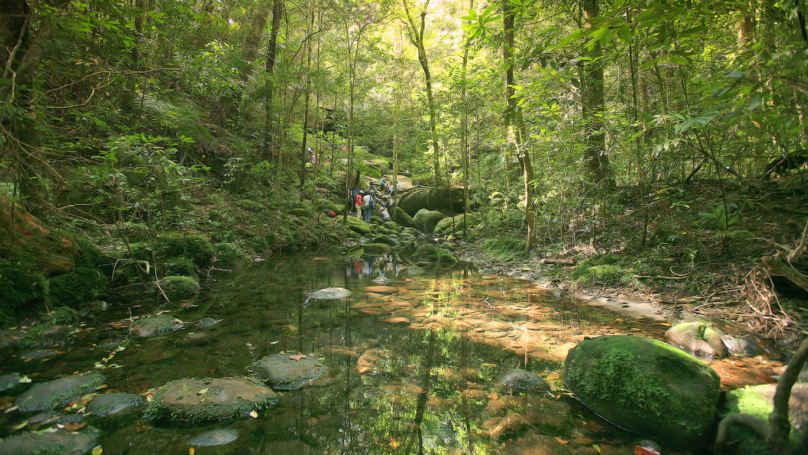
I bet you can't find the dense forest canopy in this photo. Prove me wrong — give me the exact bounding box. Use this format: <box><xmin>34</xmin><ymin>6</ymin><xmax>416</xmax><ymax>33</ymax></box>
<box><xmin>1</xmin><ymin>0</ymin><xmax>807</xmax><ymax>275</ymax></box>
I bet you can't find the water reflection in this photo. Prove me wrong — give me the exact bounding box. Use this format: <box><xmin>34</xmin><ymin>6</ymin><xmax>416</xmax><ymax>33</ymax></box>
<box><xmin>0</xmin><ymin>253</ymin><xmax>677</xmax><ymax>454</ymax></box>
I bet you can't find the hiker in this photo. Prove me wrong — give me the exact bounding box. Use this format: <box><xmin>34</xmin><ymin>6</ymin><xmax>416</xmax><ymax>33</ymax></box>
<box><xmin>362</xmin><ymin>191</ymin><xmax>374</xmax><ymax>223</ymax></box>
<box><xmin>379</xmin><ymin>204</ymin><xmax>391</xmax><ymax>221</ymax></box>
<box><xmin>350</xmin><ymin>186</ymin><xmax>360</xmax><ymax>213</ymax></box>
<box><xmin>390</xmin><ymin>181</ymin><xmax>401</xmax><ymax>196</ymax></box>
<box><xmin>355</xmin><ymin>190</ymin><xmax>364</xmax><ymax>219</ymax></box>
<box><xmin>380</xmin><ymin>175</ymin><xmax>387</xmax><ymax>191</ymax></box>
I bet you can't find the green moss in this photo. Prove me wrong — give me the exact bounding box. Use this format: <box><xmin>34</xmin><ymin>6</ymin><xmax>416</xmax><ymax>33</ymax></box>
<box><xmin>152</xmin><ymin>276</ymin><xmax>200</xmax><ymax>300</ymax></box>
<box><xmin>128</xmin><ymin>234</ymin><xmax>214</xmax><ymax>266</ymax></box>
<box><xmin>482</xmin><ymin>237</ymin><xmax>527</xmax><ymax>258</ymax></box>
<box><xmin>391</xmin><ymin>207</ymin><xmax>416</xmax><ymax>228</ymax></box>
<box><xmin>412</xmin><ymin>246</ymin><xmax>458</xmax><ymax>265</ymax></box>
<box><xmin>0</xmin><ymin>256</ymin><xmax>47</xmax><ymax>324</ymax></box>
<box><xmin>47</xmin><ymin>245</ymin><xmax>108</xmax><ymax>307</ymax></box>
<box><xmin>212</xmin><ymin>242</ymin><xmax>246</xmax><ymax>265</ymax></box>
<box><xmin>162</xmin><ymin>257</ymin><xmax>196</xmax><ymax>277</ymax></box>
<box><xmin>570</xmin><ymin>258</ymin><xmax>635</xmax><ymax>288</ymax></box>
<box><xmin>49</xmin><ymin>306</ymin><xmax>79</xmax><ymax>325</ymax></box>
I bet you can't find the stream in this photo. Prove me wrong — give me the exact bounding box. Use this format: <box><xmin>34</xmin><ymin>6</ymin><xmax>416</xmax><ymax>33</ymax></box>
<box><xmin>0</xmin><ymin>252</ymin><xmax>765</xmax><ymax>454</ymax></box>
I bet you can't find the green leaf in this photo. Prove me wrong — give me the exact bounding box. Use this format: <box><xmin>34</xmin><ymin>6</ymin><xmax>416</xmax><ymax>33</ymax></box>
<box><xmin>618</xmin><ymin>24</ymin><xmax>631</xmax><ymax>45</ymax></box>
<box><xmin>747</xmin><ymin>96</ymin><xmax>763</xmax><ymax>111</ymax></box>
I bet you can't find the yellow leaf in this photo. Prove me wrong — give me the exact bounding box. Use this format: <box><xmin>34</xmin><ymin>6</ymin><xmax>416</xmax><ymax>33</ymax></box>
<box><xmin>249</xmin><ymin>411</ymin><xmax>259</xmax><ymax>418</ymax></box>
<box><xmin>189</xmin><ymin>449</ymin><xmax>194</xmax><ymax>455</ymax></box>
<box><xmin>593</xmin><ymin>443</ymin><xmax>601</xmax><ymax>453</ymax></box>
<box><xmin>92</xmin><ymin>447</ymin><xmax>103</xmax><ymax>455</ymax></box>
<box><xmin>197</xmin><ymin>388</ymin><xmax>208</xmax><ymax>395</ymax></box>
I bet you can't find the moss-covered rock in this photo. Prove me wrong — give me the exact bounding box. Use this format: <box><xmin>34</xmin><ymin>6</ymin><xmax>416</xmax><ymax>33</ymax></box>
<box><xmin>562</xmin><ymin>335</ymin><xmax>721</xmax><ymax>449</ymax></box>
<box><xmin>391</xmin><ymin>206</ymin><xmax>416</xmax><ymax>228</ymax></box>
<box><xmin>145</xmin><ymin>377</ymin><xmax>278</xmax><ymax>423</ymax></box>
<box><xmin>0</xmin><ymin>373</ymin><xmax>30</xmax><ymax>393</ymax></box>
<box><xmin>346</xmin><ymin>217</ymin><xmax>372</xmax><ymax>235</ymax></box>
<box><xmin>722</xmin><ymin>383</ymin><xmax>807</xmax><ymax>448</ymax></box>
<box><xmin>383</xmin><ymin>221</ymin><xmax>400</xmax><ymax>232</ymax></box>
<box><xmin>212</xmin><ymin>242</ymin><xmax>247</xmax><ymax>265</ymax></box>
<box><xmin>434</xmin><ymin>213</ymin><xmax>480</xmax><ymax>236</ymax></box>
<box><xmin>363</xmin><ymin>243</ymin><xmax>392</xmax><ymax>255</ymax></box>
<box><xmin>87</xmin><ymin>392</ymin><xmax>143</xmax><ymax>417</ymax></box>
<box><xmin>0</xmin><ymin>257</ymin><xmax>47</xmax><ymax>323</ymax></box>
<box><xmin>413</xmin><ymin>209</ymin><xmax>445</xmax><ymax>233</ymax></box>
<box><xmin>161</xmin><ymin>257</ymin><xmax>196</xmax><ymax>278</ymax></box>
<box><xmin>47</xmin><ymin>240</ymin><xmax>109</xmax><ymax>307</ymax></box>
<box><xmin>411</xmin><ymin>245</ymin><xmax>457</xmax><ymax>265</ymax></box>
<box><xmin>130</xmin><ymin>314</ymin><xmax>184</xmax><ymax>338</ymax></box>
<box><xmin>0</xmin><ymin>430</ymin><xmax>97</xmax><ymax>455</ymax></box>
<box><xmin>151</xmin><ymin>276</ymin><xmax>200</xmax><ymax>300</ymax></box>
<box><xmin>249</xmin><ymin>354</ymin><xmax>329</xmax><ymax>390</ymax></box>
<box><xmin>15</xmin><ymin>372</ymin><xmax>105</xmax><ymax>412</ymax></box>
<box><xmin>130</xmin><ymin>234</ymin><xmax>215</xmax><ymax>266</ymax></box>
<box><xmin>373</xmin><ymin>235</ymin><xmax>395</xmax><ymax>246</ymax></box>
<box><xmin>289</xmin><ymin>207</ymin><xmax>313</xmax><ymax>218</ymax></box>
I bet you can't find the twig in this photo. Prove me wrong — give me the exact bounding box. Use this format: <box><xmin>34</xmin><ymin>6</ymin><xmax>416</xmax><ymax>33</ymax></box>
<box><xmin>634</xmin><ymin>275</ymin><xmax>688</xmax><ymax>280</ymax></box>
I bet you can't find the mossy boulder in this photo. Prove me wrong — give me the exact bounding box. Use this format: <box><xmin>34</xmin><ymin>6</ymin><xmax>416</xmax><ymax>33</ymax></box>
<box><xmin>151</xmin><ymin>276</ymin><xmax>200</xmax><ymax>300</ymax></box>
<box><xmin>411</xmin><ymin>245</ymin><xmax>457</xmax><ymax>265</ymax></box>
<box><xmin>0</xmin><ymin>257</ymin><xmax>48</xmax><ymax>323</ymax></box>
<box><xmin>372</xmin><ymin>235</ymin><xmax>395</xmax><ymax>246</ymax></box>
<box><xmin>145</xmin><ymin>377</ymin><xmax>278</xmax><ymax>423</ymax></box>
<box><xmin>212</xmin><ymin>242</ymin><xmax>247</xmax><ymax>265</ymax></box>
<box><xmin>161</xmin><ymin>257</ymin><xmax>197</xmax><ymax>278</ymax></box>
<box><xmin>434</xmin><ymin>213</ymin><xmax>480</xmax><ymax>236</ymax></box>
<box><xmin>562</xmin><ymin>335</ymin><xmax>721</xmax><ymax>449</ymax></box>
<box><xmin>47</xmin><ymin>240</ymin><xmax>109</xmax><ymax>307</ymax></box>
<box><xmin>391</xmin><ymin>206</ymin><xmax>416</xmax><ymax>228</ymax></box>
<box><xmin>0</xmin><ymin>430</ymin><xmax>97</xmax><ymax>455</ymax></box>
<box><xmin>383</xmin><ymin>221</ymin><xmax>400</xmax><ymax>232</ymax></box>
<box><xmin>130</xmin><ymin>314</ymin><xmax>184</xmax><ymax>338</ymax></box>
<box><xmin>15</xmin><ymin>372</ymin><xmax>105</xmax><ymax>412</ymax></box>
<box><xmin>0</xmin><ymin>373</ymin><xmax>30</xmax><ymax>393</ymax></box>
<box><xmin>346</xmin><ymin>217</ymin><xmax>372</xmax><ymax>235</ymax></box>
<box><xmin>722</xmin><ymin>383</ymin><xmax>807</xmax><ymax>447</ymax></box>
<box><xmin>363</xmin><ymin>243</ymin><xmax>392</xmax><ymax>255</ymax></box>
<box><xmin>665</xmin><ymin>320</ymin><xmax>729</xmax><ymax>358</ymax></box>
<box><xmin>397</xmin><ymin>187</ymin><xmax>465</xmax><ymax>216</ymax></box>
<box><xmin>249</xmin><ymin>353</ymin><xmax>329</xmax><ymax>390</ymax></box>
<box><xmin>130</xmin><ymin>234</ymin><xmax>215</xmax><ymax>266</ymax></box>
<box><xmin>289</xmin><ymin>207</ymin><xmax>313</xmax><ymax>218</ymax></box>
<box><xmin>413</xmin><ymin>209</ymin><xmax>445</xmax><ymax>233</ymax></box>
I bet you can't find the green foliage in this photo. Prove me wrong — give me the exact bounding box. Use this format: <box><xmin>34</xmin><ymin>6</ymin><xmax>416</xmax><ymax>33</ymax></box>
<box><xmin>570</xmin><ymin>257</ymin><xmax>636</xmax><ymax>289</ymax></box>
<box><xmin>152</xmin><ymin>276</ymin><xmax>200</xmax><ymax>300</ymax></box>
<box><xmin>47</xmin><ymin>240</ymin><xmax>109</xmax><ymax>307</ymax></box>
<box><xmin>482</xmin><ymin>237</ymin><xmax>528</xmax><ymax>258</ymax></box>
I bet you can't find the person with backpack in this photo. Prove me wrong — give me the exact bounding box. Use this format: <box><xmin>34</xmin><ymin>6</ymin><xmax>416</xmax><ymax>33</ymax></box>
<box><xmin>362</xmin><ymin>191</ymin><xmax>374</xmax><ymax>223</ymax></box>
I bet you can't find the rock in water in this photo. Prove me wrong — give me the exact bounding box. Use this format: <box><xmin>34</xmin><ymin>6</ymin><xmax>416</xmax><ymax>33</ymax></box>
<box><xmin>189</xmin><ymin>429</ymin><xmax>239</xmax><ymax>447</ymax></box>
<box><xmin>145</xmin><ymin>377</ymin><xmax>278</xmax><ymax>423</ymax></box>
<box><xmin>15</xmin><ymin>372</ymin><xmax>105</xmax><ymax>412</ymax></box>
<box><xmin>562</xmin><ymin>335</ymin><xmax>720</xmax><ymax>449</ymax></box>
<box><xmin>130</xmin><ymin>314</ymin><xmax>184</xmax><ymax>338</ymax></box>
<box><xmin>0</xmin><ymin>373</ymin><xmax>30</xmax><ymax>393</ymax></box>
<box><xmin>249</xmin><ymin>354</ymin><xmax>328</xmax><ymax>390</ymax></box>
<box><xmin>500</xmin><ymin>369</ymin><xmax>550</xmax><ymax>392</ymax></box>
<box><xmin>87</xmin><ymin>392</ymin><xmax>143</xmax><ymax>417</ymax></box>
<box><xmin>307</xmin><ymin>287</ymin><xmax>352</xmax><ymax>300</ymax></box>
<box><xmin>0</xmin><ymin>430</ymin><xmax>96</xmax><ymax>455</ymax></box>
<box><xmin>665</xmin><ymin>320</ymin><xmax>729</xmax><ymax>358</ymax></box>
<box><xmin>372</xmin><ymin>275</ymin><xmax>391</xmax><ymax>285</ymax></box>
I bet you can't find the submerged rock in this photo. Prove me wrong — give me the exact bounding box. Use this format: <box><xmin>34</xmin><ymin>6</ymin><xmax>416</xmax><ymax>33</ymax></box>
<box><xmin>307</xmin><ymin>287</ymin><xmax>352</xmax><ymax>300</ymax></box>
<box><xmin>563</xmin><ymin>335</ymin><xmax>721</xmax><ymax>449</ymax></box>
<box><xmin>15</xmin><ymin>372</ymin><xmax>105</xmax><ymax>412</ymax></box>
<box><xmin>500</xmin><ymin>369</ymin><xmax>550</xmax><ymax>393</ymax></box>
<box><xmin>189</xmin><ymin>428</ymin><xmax>239</xmax><ymax>447</ymax></box>
<box><xmin>372</xmin><ymin>275</ymin><xmax>391</xmax><ymax>285</ymax></box>
<box><xmin>145</xmin><ymin>377</ymin><xmax>278</xmax><ymax>423</ymax></box>
<box><xmin>0</xmin><ymin>430</ymin><xmax>96</xmax><ymax>455</ymax></box>
<box><xmin>0</xmin><ymin>373</ymin><xmax>30</xmax><ymax>393</ymax></box>
<box><xmin>130</xmin><ymin>314</ymin><xmax>183</xmax><ymax>338</ymax></box>
<box><xmin>18</xmin><ymin>350</ymin><xmax>61</xmax><ymax>361</ymax></box>
<box><xmin>87</xmin><ymin>392</ymin><xmax>143</xmax><ymax>417</ymax></box>
<box><xmin>194</xmin><ymin>317</ymin><xmax>222</xmax><ymax>328</ymax></box>
<box><xmin>249</xmin><ymin>354</ymin><xmax>328</xmax><ymax>390</ymax></box>
<box><xmin>406</xmin><ymin>266</ymin><xmax>425</xmax><ymax>276</ymax></box>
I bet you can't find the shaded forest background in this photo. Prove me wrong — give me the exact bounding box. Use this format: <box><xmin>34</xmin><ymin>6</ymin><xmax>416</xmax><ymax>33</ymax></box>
<box><xmin>1</xmin><ymin>0</ymin><xmax>807</xmax><ymax>337</ymax></box>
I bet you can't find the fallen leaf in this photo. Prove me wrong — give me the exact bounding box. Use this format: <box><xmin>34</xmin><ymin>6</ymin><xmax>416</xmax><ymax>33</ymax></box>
<box><xmin>189</xmin><ymin>448</ymin><xmax>195</xmax><ymax>455</ymax></box>
<box><xmin>63</xmin><ymin>422</ymin><xmax>87</xmax><ymax>431</ymax></box>
<box><xmin>249</xmin><ymin>411</ymin><xmax>259</xmax><ymax>418</ymax></box>
<box><xmin>11</xmin><ymin>420</ymin><xmax>28</xmax><ymax>431</ymax></box>
<box><xmin>289</xmin><ymin>355</ymin><xmax>306</xmax><ymax>361</ymax></box>
<box><xmin>197</xmin><ymin>388</ymin><xmax>209</xmax><ymax>395</ymax></box>
<box><xmin>554</xmin><ymin>437</ymin><xmax>569</xmax><ymax>444</ymax></box>
<box><xmin>92</xmin><ymin>447</ymin><xmax>103</xmax><ymax>455</ymax></box>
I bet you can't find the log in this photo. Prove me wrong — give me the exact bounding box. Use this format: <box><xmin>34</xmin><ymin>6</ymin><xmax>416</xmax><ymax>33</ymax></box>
<box><xmin>540</xmin><ymin>258</ymin><xmax>576</xmax><ymax>266</ymax></box>
<box><xmin>762</xmin><ymin>252</ymin><xmax>808</xmax><ymax>294</ymax></box>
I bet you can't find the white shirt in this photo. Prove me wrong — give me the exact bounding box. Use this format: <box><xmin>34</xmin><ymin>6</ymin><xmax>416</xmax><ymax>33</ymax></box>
<box><xmin>363</xmin><ymin>194</ymin><xmax>372</xmax><ymax>207</ymax></box>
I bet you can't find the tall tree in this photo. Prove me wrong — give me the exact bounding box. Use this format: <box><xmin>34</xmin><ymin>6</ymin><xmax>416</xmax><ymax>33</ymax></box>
<box><xmin>401</xmin><ymin>0</ymin><xmax>442</xmax><ymax>186</ymax></box>
<box><xmin>581</xmin><ymin>0</ymin><xmax>615</xmax><ymax>188</ymax></box>
<box><xmin>502</xmin><ymin>0</ymin><xmax>537</xmax><ymax>251</ymax></box>
<box><xmin>263</xmin><ymin>0</ymin><xmax>283</xmax><ymax>171</ymax></box>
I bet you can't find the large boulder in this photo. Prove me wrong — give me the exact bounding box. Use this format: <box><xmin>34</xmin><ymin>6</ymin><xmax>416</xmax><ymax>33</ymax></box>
<box><xmin>391</xmin><ymin>207</ymin><xmax>416</xmax><ymax>228</ymax></box>
<box><xmin>413</xmin><ymin>209</ymin><xmax>445</xmax><ymax>233</ymax></box>
<box><xmin>346</xmin><ymin>217</ymin><xmax>372</xmax><ymax>235</ymax></box>
<box><xmin>151</xmin><ymin>276</ymin><xmax>200</xmax><ymax>300</ymax></box>
<box><xmin>363</xmin><ymin>243</ymin><xmax>392</xmax><ymax>255</ymax></box>
<box><xmin>434</xmin><ymin>213</ymin><xmax>480</xmax><ymax>236</ymax></box>
<box><xmin>562</xmin><ymin>335</ymin><xmax>721</xmax><ymax>449</ymax></box>
<box><xmin>0</xmin><ymin>430</ymin><xmax>96</xmax><ymax>455</ymax></box>
<box><xmin>145</xmin><ymin>377</ymin><xmax>278</xmax><ymax>423</ymax></box>
<box><xmin>249</xmin><ymin>354</ymin><xmax>329</xmax><ymax>390</ymax></box>
<box><xmin>411</xmin><ymin>245</ymin><xmax>457</xmax><ymax>265</ymax></box>
<box><xmin>397</xmin><ymin>187</ymin><xmax>465</xmax><ymax>216</ymax></box>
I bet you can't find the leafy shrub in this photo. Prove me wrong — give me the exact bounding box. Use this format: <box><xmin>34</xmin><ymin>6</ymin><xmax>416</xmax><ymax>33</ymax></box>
<box><xmin>0</xmin><ymin>257</ymin><xmax>48</xmax><ymax>324</ymax></box>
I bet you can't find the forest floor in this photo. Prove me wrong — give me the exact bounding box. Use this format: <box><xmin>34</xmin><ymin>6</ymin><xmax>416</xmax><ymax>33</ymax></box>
<box><xmin>457</xmin><ymin>176</ymin><xmax>808</xmax><ymax>348</ymax></box>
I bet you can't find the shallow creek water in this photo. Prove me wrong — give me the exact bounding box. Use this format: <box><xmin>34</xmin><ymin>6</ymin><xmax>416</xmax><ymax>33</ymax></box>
<box><xmin>0</xmin><ymin>253</ymin><xmax>774</xmax><ymax>454</ymax></box>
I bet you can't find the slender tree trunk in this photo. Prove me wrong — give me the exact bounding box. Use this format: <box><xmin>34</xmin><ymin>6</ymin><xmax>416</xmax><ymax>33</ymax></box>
<box><xmin>503</xmin><ymin>1</ymin><xmax>536</xmax><ymax>251</ymax></box>
<box><xmin>461</xmin><ymin>0</ymin><xmax>474</xmax><ymax>238</ymax></box>
<box><xmin>241</xmin><ymin>3</ymin><xmax>271</xmax><ymax>81</ymax></box>
<box><xmin>263</xmin><ymin>0</ymin><xmax>283</xmax><ymax>168</ymax></box>
<box><xmin>402</xmin><ymin>1</ymin><xmax>442</xmax><ymax>186</ymax></box>
<box><xmin>300</xmin><ymin>12</ymin><xmax>315</xmax><ymax>185</ymax></box>
<box><xmin>582</xmin><ymin>0</ymin><xmax>615</xmax><ymax>189</ymax></box>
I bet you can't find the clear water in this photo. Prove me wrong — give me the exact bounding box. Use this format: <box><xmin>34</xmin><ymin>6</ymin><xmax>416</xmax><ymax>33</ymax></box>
<box><xmin>0</xmin><ymin>253</ymin><xmax>685</xmax><ymax>454</ymax></box>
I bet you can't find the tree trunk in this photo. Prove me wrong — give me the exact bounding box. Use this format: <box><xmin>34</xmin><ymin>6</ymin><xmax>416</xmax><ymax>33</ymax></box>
<box><xmin>402</xmin><ymin>1</ymin><xmax>442</xmax><ymax>186</ymax></box>
<box><xmin>503</xmin><ymin>1</ymin><xmax>537</xmax><ymax>252</ymax></box>
<box><xmin>263</xmin><ymin>0</ymin><xmax>283</xmax><ymax>165</ymax></box>
<box><xmin>582</xmin><ymin>0</ymin><xmax>615</xmax><ymax>189</ymax></box>
<box><xmin>241</xmin><ymin>3</ymin><xmax>271</xmax><ymax>81</ymax></box>
<box><xmin>461</xmin><ymin>0</ymin><xmax>474</xmax><ymax>238</ymax></box>
<box><xmin>300</xmin><ymin>12</ymin><xmax>315</xmax><ymax>185</ymax></box>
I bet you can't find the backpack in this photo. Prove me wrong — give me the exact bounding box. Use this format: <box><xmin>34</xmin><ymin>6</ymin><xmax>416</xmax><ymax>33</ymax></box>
<box><xmin>367</xmin><ymin>195</ymin><xmax>374</xmax><ymax>210</ymax></box>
